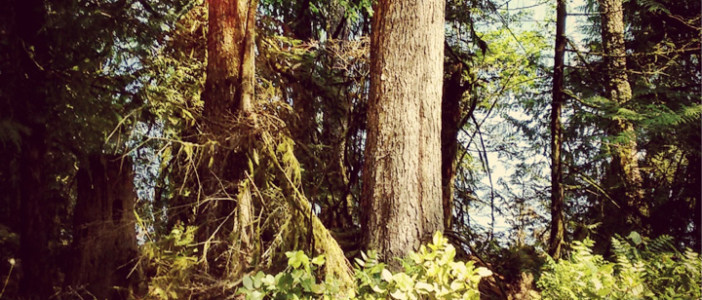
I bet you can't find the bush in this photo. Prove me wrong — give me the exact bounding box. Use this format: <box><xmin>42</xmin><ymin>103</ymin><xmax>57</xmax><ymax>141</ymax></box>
<box><xmin>142</xmin><ymin>225</ymin><xmax>201</xmax><ymax>299</ymax></box>
<box><xmin>237</xmin><ymin>232</ymin><xmax>493</xmax><ymax>300</ymax></box>
<box><xmin>537</xmin><ymin>232</ymin><xmax>701</xmax><ymax>300</ymax></box>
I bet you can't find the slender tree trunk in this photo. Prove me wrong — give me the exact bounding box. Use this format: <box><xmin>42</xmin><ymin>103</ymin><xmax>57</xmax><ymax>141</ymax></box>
<box><xmin>549</xmin><ymin>0</ymin><xmax>566</xmax><ymax>260</ymax></box>
<box><xmin>286</xmin><ymin>2</ymin><xmax>358</xmax><ymax>235</ymax></box>
<box><xmin>598</xmin><ymin>0</ymin><xmax>647</xmax><ymax>219</ymax></box>
<box><xmin>320</xmin><ymin>104</ymin><xmax>355</xmax><ymax>230</ymax></box>
<box><xmin>441</xmin><ymin>63</ymin><xmax>470</xmax><ymax>230</ymax></box>
<box><xmin>361</xmin><ymin>0</ymin><xmax>445</xmax><ymax>266</ymax></box>
<box><xmin>285</xmin><ymin>2</ymin><xmax>314</xmax><ymax>139</ymax></box>
<box><xmin>70</xmin><ymin>155</ymin><xmax>139</xmax><ymax>299</ymax></box>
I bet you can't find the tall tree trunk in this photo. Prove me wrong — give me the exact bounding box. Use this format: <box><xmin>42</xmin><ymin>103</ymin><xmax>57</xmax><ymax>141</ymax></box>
<box><xmin>69</xmin><ymin>155</ymin><xmax>139</xmax><ymax>299</ymax></box>
<box><xmin>197</xmin><ymin>0</ymin><xmax>257</xmax><ymax>275</ymax></box>
<box><xmin>549</xmin><ymin>0</ymin><xmax>566</xmax><ymax>260</ymax></box>
<box><xmin>18</xmin><ymin>136</ymin><xmax>51</xmax><ymax>300</ymax></box>
<box><xmin>598</xmin><ymin>0</ymin><xmax>647</xmax><ymax>220</ymax></box>
<box><xmin>202</xmin><ymin>0</ymin><xmax>255</xmax><ymax>121</ymax></box>
<box><xmin>441</xmin><ymin>63</ymin><xmax>470</xmax><ymax>230</ymax></box>
<box><xmin>12</xmin><ymin>0</ymin><xmax>53</xmax><ymax>297</ymax></box>
<box><xmin>361</xmin><ymin>0</ymin><xmax>445</xmax><ymax>266</ymax></box>
<box><xmin>320</xmin><ymin>102</ymin><xmax>355</xmax><ymax>230</ymax></box>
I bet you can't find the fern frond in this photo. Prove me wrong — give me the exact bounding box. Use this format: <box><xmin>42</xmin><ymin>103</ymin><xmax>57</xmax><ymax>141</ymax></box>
<box><xmin>637</xmin><ymin>0</ymin><xmax>671</xmax><ymax>15</ymax></box>
<box><xmin>641</xmin><ymin>104</ymin><xmax>702</xmax><ymax>128</ymax></box>
<box><xmin>679</xmin><ymin>104</ymin><xmax>702</xmax><ymax>124</ymax></box>
<box><xmin>646</xmin><ymin>234</ymin><xmax>676</xmax><ymax>255</ymax></box>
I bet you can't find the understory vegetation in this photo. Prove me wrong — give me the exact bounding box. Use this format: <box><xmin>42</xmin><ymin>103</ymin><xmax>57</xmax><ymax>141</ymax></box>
<box><xmin>538</xmin><ymin>233</ymin><xmax>701</xmax><ymax>299</ymax></box>
<box><xmin>141</xmin><ymin>231</ymin><xmax>700</xmax><ymax>299</ymax></box>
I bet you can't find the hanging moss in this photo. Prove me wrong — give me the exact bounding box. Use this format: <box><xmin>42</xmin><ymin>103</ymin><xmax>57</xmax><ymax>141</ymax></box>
<box><xmin>223</xmin><ymin>108</ymin><xmax>355</xmax><ymax>291</ymax></box>
<box><xmin>255</xmin><ymin>114</ymin><xmax>355</xmax><ymax>291</ymax></box>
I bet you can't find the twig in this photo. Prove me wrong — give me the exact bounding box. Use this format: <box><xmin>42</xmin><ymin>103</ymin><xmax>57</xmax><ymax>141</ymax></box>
<box><xmin>0</xmin><ymin>259</ymin><xmax>14</xmax><ymax>299</ymax></box>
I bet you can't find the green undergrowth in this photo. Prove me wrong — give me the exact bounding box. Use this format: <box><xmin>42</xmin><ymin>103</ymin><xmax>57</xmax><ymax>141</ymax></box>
<box><xmin>537</xmin><ymin>232</ymin><xmax>702</xmax><ymax>300</ymax></box>
<box><xmin>237</xmin><ymin>232</ymin><xmax>492</xmax><ymax>300</ymax></box>
<box><xmin>142</xmin><ymin>226</ymin><xmax>701</xmax><ymax>300</ymax></box>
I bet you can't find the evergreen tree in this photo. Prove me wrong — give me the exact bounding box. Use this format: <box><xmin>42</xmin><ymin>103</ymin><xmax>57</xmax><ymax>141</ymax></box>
<box><xmin>361</xmin><ymin>0</ymin><xmax>445</xmax><ymax>267</ymax></box>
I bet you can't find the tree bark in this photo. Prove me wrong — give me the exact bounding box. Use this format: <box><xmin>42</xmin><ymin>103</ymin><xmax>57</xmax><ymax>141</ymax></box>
<box><xmin>197</xmin><ymin>0</ymin><xmax>257</xmax><ymax>274</ymax></box>
<box><xmin>11</xmin><ymin>0</ymin><xmax>53</xmax><ymax>297</ymax></box>
<box><xmin>18</xmin><ymin>137</ymin><xmax>51</xmax><ymax>300</ymax></box>
<box><xmin>202</xmin><ymin>0</ymin><xmax>255</xmax><ymax>121</ymax></box>
<box><xmin>69</xmin><ymin>154</ymin><xmax>139</xmax><ymax>299</ymax></box>
<box><xmin>548</xmin><ymin>0</ymin><xmax>566</xmax><ymax>260</ymax></box>
<box><xmin>361</xmin><ymin>0</ymin><xmax>445</xmax><ymax>266</ymax></box>
<box><xmin>598</xmin><ymin>0</ymin><xmax>647</xmax><ymax>219</ymax></box>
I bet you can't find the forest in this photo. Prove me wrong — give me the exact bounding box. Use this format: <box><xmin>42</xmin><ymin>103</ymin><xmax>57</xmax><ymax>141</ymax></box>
<box><xmin>0</xmin><ymin>0</ymin><xmax>700</xmax><ymax>299</ymax></box>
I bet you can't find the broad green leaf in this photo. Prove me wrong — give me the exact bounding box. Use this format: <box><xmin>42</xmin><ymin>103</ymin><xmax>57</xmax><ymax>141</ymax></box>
<box><xmin>243</xmin><ymin>276</ymin><xmax>253</xmax><ymax>290</ymax></box>
<box><xmin>381</xmin><ymin>269</ymin><xmax>393</xmax><ymax>282</ymax></box>
<box><xmin>628</xmin><ymin>231</ymin><xmax>643</xmax><ymax>246</ymax></box>
<box><xmin>311</xmin><ymin>255</ymin><xmax>325</xmax><ymax>266</ymax></box>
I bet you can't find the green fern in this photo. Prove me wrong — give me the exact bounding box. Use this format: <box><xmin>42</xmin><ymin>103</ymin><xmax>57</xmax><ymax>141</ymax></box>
<box><xmin>539</xmin><ymin>233</ymin><xmax>702</xmax><ymax>299</ymax></box>
<box><xmin>679</xmin><ymin>104</ymin><xmax>702</xmax><ymax>124</ymax></box>
<box><xmin>637</xmin><ymin>0</ymin><xmax>671</xmax><ymax>15</ymax></box>
<box><xmin>641</xmin><ymin>104</ymin><xmax>702</xmax><ymax>129</ymax></box>
<box><xmin>645</xmin><ymin>234</ymin><xmax>676</xmax><ymax>254</ymax></box>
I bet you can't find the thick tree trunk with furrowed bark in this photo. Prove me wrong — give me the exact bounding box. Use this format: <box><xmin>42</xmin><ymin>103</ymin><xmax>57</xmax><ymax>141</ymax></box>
<box><xmin>12</xmin><ymin>0</ymin><xmax>53</xmax><ymax>298</ymax></box>
<box><xmin>197</xmin><ymin>0</ymin><xmax>257</xmax><ymax>275</ymax></box>
<box><xmin>361</xmin><ymin>0</ymin><xmax>445</xmax><ymax>267</ymax></box>
<box><xmin>202</xmin><ymin>0</ymin><xmax>256</xmax><ymax>121</ymax></box>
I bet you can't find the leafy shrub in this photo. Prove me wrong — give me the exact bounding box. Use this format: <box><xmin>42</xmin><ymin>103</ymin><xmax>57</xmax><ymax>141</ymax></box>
<box><xmin>141</xmin><ymin>225</ymin><xmax>201</xmax><ymax>299</ymax></box>
<box><xmin>537</xmin><ymin>232</ymin><xmax>702</xmax><ymax>300</ymax></box>
<box><xmin>237</xmin><ymin>232</ymin><xmax>493</xmax><ymax>300</ymax></box>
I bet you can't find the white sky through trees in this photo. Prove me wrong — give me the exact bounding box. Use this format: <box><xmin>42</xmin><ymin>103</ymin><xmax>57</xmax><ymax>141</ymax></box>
<box><xmin>470</xmin><ymin>0</ymin><xmax>587</xmax><ymax>244</ymax></box>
